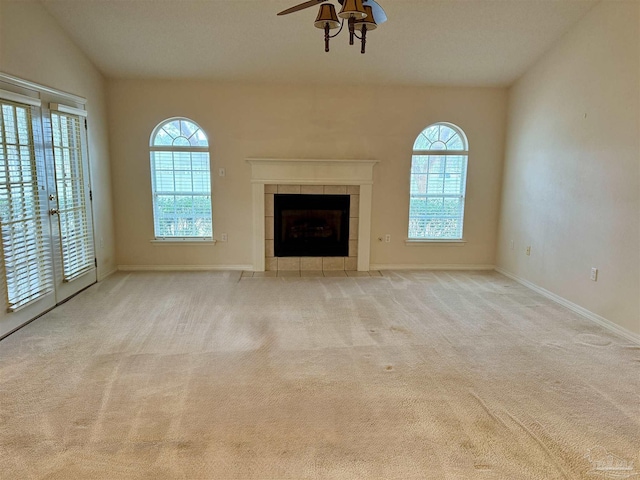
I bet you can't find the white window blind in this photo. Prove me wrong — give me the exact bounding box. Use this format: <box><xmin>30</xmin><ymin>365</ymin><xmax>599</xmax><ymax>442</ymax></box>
<box><xmin>150</xmin><ymin>118</ymin><xmax>212</xmax><ymax>239</ymax></box>
<box><xmin>0</xmin><ymin>101</ymin><xmax>54</xmax><ymax>311</ymax></box>
<box><xmin>409</xmin><ymin>123</ymin><xmax>468</xmax><ymax>240</ymax></box>
<box><xmin>50</xmin><ymin>110</ymin><xmax>94</xmax><ymax>281</ymax></box>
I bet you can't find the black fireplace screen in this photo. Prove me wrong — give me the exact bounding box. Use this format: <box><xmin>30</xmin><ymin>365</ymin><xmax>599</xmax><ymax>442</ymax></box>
<box><xmin>274</xmin><ymin>194</ymin><xmax>350</xmax><ymax>257</ymax></box>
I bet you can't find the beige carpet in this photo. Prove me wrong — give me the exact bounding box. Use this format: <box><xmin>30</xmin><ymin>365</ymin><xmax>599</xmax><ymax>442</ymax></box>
<box><xmin>0</xmin><ymin>270</ymin><xmax>638</xmax><ymax>479</ymax></box>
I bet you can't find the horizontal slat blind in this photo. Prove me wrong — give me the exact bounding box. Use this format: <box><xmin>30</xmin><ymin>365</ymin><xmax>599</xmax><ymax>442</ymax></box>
<box><xmin>50</xmin><ymin>111</ymin><xmax>94</xmax><ymax>281</ymax></box>
<box><xmin>409</xmin><ymin>154</ymin><xmax>468</xmax><ymax>239</ymax></box>
<box><xmin>0</xmin><ymin>101</ymin><xmax>54</xmax><ymax>311</ymax></box>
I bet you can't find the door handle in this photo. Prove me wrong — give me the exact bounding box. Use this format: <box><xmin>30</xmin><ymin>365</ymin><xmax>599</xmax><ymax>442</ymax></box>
<box><xmin>49</xmin><ymin>208</ymin><xmax>60</xmax><ymax>216</ymax></box>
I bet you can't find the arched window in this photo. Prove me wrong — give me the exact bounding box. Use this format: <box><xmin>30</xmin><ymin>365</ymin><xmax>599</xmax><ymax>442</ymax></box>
<box><xmin>149</xmin><ymin>118</ymin><xmax>212</xmax><ymax>239</ymax></box>
<box><xmin>408</xmin><ymin>123</ymin><xmax>468</xmax><ymax>240</ymax></box>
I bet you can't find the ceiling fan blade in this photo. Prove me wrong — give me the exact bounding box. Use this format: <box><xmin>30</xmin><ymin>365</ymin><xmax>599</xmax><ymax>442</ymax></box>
<box><xmin>364</xmin><ymin>0</ymin><xmax>387</xmax><ymax>24</ymax></box>
<box><xmin>277</xmin><ymin>0</ymin><xmax>324</xmax><ymax>16</ymax></box>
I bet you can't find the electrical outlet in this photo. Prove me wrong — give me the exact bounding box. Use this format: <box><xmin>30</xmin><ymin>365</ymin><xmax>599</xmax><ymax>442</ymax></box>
<box><xmin>590</xmin><ymin>267</ymin><xmax>598</xmax><ymax>281</ymax></box>
<box><xmin>218</xmin><ymin>168</ymin><xmax>226</xmax><ymax>177</ymax></box>
<box><xmin>384</xmin><ymin>234</ymin><xmax>391</xmax><ymax>243</ymax></box>
<box><xmin>220</xmin><ymin>233</ymin><xmax>228</xmax><ymax>242</ymax></box>
<box><xmin>510</xmin><ymin>239</ymin><xmax>515</xmax><ymax>250</ymax></box>
<box><xmin>525</xmin><ymin>246</ymin><xmax>531</xmax><ymax>256</ymax></box>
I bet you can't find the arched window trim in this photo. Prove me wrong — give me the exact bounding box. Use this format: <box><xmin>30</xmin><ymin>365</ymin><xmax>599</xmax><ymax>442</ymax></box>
<box><xmin>150</xmin><ymin>117</ymin><xmax>209</xmax><ymax>152</ymax></box>
<box><xmin>149</xmin><ymin>117</ymin><xmax>213</xmax><ymax>242</ymax></box>
<box><xmin>407</xmin><ymin>122</ymin><xmax>469</xmax><ymax>242</ymax></box>
<box><xmin>412</xmin><ymin>121</ymin><xmax>469</xmax><ymax>154</ymax></box>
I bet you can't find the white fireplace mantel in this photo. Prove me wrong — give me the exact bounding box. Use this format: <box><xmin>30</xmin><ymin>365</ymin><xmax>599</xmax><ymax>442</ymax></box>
<box><xmin>247</xmin><ymin>158</ymin><xmax>378</xmax><ymax>271</ymax></box>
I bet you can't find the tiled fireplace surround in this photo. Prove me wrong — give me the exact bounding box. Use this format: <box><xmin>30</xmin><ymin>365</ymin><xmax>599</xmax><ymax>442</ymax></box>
<box><xmin>264</xmin><ymin>184</ymin><xmax>360</xmax><ymax>272</ymax></box>
<box><xmin>247</xmin><ymin>159</ymin><xmax>377</xmax><ymax>272</ymax></box>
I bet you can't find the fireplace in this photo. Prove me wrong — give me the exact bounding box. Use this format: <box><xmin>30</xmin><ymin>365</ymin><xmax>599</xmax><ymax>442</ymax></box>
<box><xmin>274</xmin><ymin>194</ymin><xmax>349</xmax><ymax>257</ymax></box>
<box><xmin>247</xmin><ymin>158</ymin><xmax>378</xmax><ymax>271</ymax></box>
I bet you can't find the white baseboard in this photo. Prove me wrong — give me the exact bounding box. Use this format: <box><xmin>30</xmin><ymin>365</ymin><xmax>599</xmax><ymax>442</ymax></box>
<box><xmin>370</xmin><ymin>263</ymin><xmax>495</xmax><ymax>271</ymax></box>
<box><xmin>118</xmin><ymin>265</ymin><xmax>252</xmax><ymax>272</ymax></box>
<box><xmin>495</xmin><ymin>267</ymin><xmax>640</xmax><ymax>345</ymax></box>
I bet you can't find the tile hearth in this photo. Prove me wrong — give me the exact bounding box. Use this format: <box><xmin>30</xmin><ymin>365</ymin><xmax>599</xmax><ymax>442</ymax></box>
<box><xmin>241</xmin><ymin>270</ymin><xmax>383</xmax><ymax>278</ymax></box>
<box><xmin>265</xmin><ymin>184</ymin><xmax>359</xmax><ymax>272</ymax></box>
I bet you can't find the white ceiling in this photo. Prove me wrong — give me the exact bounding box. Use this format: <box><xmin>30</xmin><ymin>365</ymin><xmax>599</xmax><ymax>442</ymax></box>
<box><xmin>39</xmin><ymin>0</ymin><xmax>598</xmax><ymax>87</ymax></box>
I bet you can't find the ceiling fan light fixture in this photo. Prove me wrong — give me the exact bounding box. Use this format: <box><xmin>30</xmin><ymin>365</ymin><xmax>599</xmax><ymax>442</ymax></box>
<box><xmin>314</xmin><ymin>3</ymin><xmax>340</xmax><ymax>29</ymax></box>
<box><xmin>277</xmin><ymin>0</ymin><xmax>385</xmax><ymax>54</ymax></box>
<box><xmin>353</xmin><ymin>5</ymin><xmax>377</xmax><ymax>31</ymax></box>
<box><xmin>338</xmin><ymin>0</ymin><xmax>367</xmax><ymax>20</ymax></box>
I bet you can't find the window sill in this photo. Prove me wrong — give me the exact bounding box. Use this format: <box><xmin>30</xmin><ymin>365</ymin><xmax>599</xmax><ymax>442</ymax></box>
<box><xmin>405</xmin><ymin>239</ymin><xmax>466</xmax><ymax>247</ymax></box>
<box><xmin>151</xmin><ymin>238</ymin><xmax>216</xmax><ymax>245</ymax></box>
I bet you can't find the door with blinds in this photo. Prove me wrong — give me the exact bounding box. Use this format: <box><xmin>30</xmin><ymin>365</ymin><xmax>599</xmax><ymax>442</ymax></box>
<box><xmin>0</xmin><ymin>94</ymin><xmax>57</xmax><ymax>337</ymax></box>
<box><xmin>0</xmin><ymin>81</ymin><xmax>96</xmax><ymax>339</ymax></box>
<box><xmin>46</xmin><ymin>106</ymin><xmax>96</xmax><ymax>302</ymax></box>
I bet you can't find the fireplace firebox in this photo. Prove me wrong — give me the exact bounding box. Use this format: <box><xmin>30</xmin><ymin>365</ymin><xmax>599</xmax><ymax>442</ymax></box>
<box><xmin>274</xmin><ymin>194</ymin><xmax>349</xmax><ymax>257</ymax></box>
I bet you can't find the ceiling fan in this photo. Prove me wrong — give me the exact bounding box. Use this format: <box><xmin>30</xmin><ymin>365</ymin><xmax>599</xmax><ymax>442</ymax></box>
<box><xmin>277</xmin><ymin>0</ymin><xmax>387</xmax><ymax>54</ymax></box>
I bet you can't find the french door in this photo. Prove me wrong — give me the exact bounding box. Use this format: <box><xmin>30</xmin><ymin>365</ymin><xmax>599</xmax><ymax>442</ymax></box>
<box><xmin>0</xmin><ymin>84</ymin><xmax>96</xmax><ymax>339</ymax></box>
<box><xmin>46</xmin><ymin>107</ymin><xmax>96</xmax><ymax>302</ymax></box>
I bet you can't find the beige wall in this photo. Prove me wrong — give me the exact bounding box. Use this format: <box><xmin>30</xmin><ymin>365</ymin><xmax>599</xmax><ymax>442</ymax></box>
<box><xmin>107</xmin><ymin>81</ymin><xmax>506</xmax><ymax>269</ymax></box>
<box><xmin>0</xmin><ymin>0</ymin><xmax>116</xmax><ymax>279</ymax></box>
<box><xmin>497</xmin><ymin>1</ymin><xmax>640</xmax><ymax>334</ymax></box>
